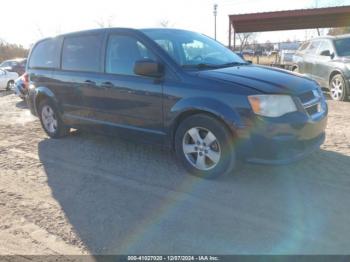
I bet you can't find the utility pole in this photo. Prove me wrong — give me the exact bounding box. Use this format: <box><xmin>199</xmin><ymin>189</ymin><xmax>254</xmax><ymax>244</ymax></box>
<box><xmin>213</xmin><ymin>4</ymin><xmax>218</xmax><ymax>40</ymax></box>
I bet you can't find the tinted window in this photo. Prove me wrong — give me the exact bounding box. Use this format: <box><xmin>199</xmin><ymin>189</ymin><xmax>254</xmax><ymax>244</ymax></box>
<box><xmin>62</xmin><ymin>34</ymin><xmax>102</xmax><ymax>72</ymax></box>
<box><xmin>29</xmin><ymin>38</ymin><xmax>61</xmax><ymax>69</ymax></box>
<box><xmin>106</xmin><ymin>35</ymin><xmax>156</xmax><ymax>75</ymax></box>
<box><xmin>155</xmin><ymin>39</ymin><xmax>176</xmax><ymax>59</ymax></box>
<box><xmin>318</xmin><ymin>40</ymin><xmax>333</xmax><ymax>55</ymax></box>
<box><xmin>334</xmin><ymin>37</ymin><xmax>350</xmax><ymax>57</ymax></box>
<box><xmin>305</xmin><ymin>40</ymin><xmax>321</xmax><ymax>55</ymax></box>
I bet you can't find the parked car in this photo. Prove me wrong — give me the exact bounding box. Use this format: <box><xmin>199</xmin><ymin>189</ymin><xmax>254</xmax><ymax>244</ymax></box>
<box><xmin>293</xmin><ymin>34</ymin><xmax>350</xmax><ymax>101</ymax></box>
<box><xmin>0</xmin><ymin>58</ymin><xmax>27</xmax><ymax>76</ymax></box>
<box><xmin>13</xmin><ymin>73</ymin><xmax>29</xmax><ymax>100</ymax></box>
<box><xmin>26</xmin><ymin>28</ymin><xmax>328</xmax><ymax>178</ymax></box>
<box><xmin>0</xmin><ymin>69</ymin><xmax>18</xmax><ymax>90</ymax></box>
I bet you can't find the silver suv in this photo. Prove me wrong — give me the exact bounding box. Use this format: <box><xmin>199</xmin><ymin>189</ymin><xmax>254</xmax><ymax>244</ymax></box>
<box><xmin>293</xmin><ymin>34</ymin><xmax>350</xmax><ymax>101</ymax></box>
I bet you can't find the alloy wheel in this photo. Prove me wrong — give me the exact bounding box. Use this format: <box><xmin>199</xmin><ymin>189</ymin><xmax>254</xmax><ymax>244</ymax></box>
<box><xmin>182</xmin><ymin>127</ymin><xmax>221</xmax><ymax>171</ymax></box>
<box><xmin>41</xmin><ymin>105</ymin><xmax>58</xmax><ymax>134</ymax></box>
<box><xmin>331</xmin><ymin>77</ymin><xmax>344</xmax><ymax>100</ymax></box>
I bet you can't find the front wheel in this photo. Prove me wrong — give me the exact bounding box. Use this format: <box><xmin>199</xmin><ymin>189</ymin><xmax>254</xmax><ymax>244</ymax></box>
<box><xmin>175</xmin><ymin>114</ymin><xmax>236</xmax><ymax>179</ymax></box>
<box><xmin>38</xmin><ymin>99</ymin><xmax>70</xmax><ymax>138</ymax></box>
<box><xmin>6</xmin><ymin>80</ymin><xmax>14</xmax><ymax>91</ymax></box>
<box><xmin>330</xmin><ymin>74</ymin><xmax>348</xmax><ymax>101</ymax></box>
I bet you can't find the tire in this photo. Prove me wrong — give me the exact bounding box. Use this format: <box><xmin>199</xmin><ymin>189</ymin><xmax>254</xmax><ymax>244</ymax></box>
<box><xmin>174</xmin><ymin>114</ymin><xmax>236</xmax><ymax>179</ymax></box>
<box><xmin>38</xmin><ymin>99</ymin><xmax>70</xmax><ymax>138</ymax></box>
<box><xmin>6</xmin><ymin>80</ymin><xmax>14</xmax><ymax>91</ymax></box>
<box><xmin>330</xmin><ymin>74</ymin><xmax>348</xmax><ymax>101</ymax></box>
<box><xmin>292</xmin><ymin>66</ymin><xmax>298</xmax><ymax>73</ymax></box>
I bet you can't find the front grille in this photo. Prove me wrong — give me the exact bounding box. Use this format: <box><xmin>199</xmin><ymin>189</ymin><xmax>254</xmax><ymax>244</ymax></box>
<box><xmin>298</xmin><ymin>89</ymin><xmax>323</xmax><ymax>118</ymax></box>
<box><xmin>298</xmin><ymin>91</ymin><xmax>315</xmax><ymax>104</ymax></box>
<box><xmin>306</xmin><ymin>104</ymin><xmax>319</xmax><ymax>115</ymax></box>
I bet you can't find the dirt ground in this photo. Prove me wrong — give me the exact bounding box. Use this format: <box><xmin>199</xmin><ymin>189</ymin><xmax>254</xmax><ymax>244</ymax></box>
<box><xmin>0</xmin><ymin>91</ymin><xmax>349</xmax><ymax>255</ymax></box>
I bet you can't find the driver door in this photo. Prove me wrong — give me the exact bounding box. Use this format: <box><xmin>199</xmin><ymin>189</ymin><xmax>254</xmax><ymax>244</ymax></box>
<box><xmin>313</xmin><ymin>40</ymin><xmax>334</xmax><ymax>88</ymax></box>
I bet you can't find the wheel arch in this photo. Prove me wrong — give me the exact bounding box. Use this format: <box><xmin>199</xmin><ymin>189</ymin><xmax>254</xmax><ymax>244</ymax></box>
<box><xmin>329</xmin><ymin>69</ymin><xmax>346</xmax><ymax>84</ymax></box>
<box><xmin>169</xmin><ymin>98</ymin><xmax>243</xmax><ymax>149</ymax></box>
<box><xmin>329</xmin><ymin>69</ymin><xmax>349</xmax><ymax>91</ymax></box>
<box><xmin>34</xmin><ymin>87</ymin><xmax>61</xmax><ymax>115</ymax></box>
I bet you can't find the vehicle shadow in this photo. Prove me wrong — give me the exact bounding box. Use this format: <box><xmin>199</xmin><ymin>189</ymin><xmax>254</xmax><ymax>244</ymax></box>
<box><xmin>38</xmin><ymin>132</ymin><xmax>350</xmax><ymax>254</ymax></box>
<box><xmin>15</xmin><ymin>100</ymin><xmax>27</xmax><ymax>109</ymax></box>
<box><xmin>0</xmin><ymin>90</ymin><xmax>14</xmax><ymax>97</ymax></box>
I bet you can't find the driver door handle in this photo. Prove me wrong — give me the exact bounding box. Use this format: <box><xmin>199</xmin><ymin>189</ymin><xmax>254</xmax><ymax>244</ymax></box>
<box><xmin>101</xmin><ymin>82</ymin><xmax>114</xmax><ymax>88</ymax></box>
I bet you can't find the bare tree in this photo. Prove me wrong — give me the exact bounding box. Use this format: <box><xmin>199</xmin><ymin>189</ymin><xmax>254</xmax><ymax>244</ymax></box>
<box><xmin>35</xmin><ymin>24</ymin><xmax>44</xmax><ymax>38</ymax></box>
<box><xmin>158</xmin><ymin>19</ymin><xmax>175</xmax><ymax>28</ymax></box>
<box><xmin>95</xmin><ymin>15</ymin><xmax>115</xmax><ymax>28</ymax></box>
<box><xmin>237</xmin><ymin>32</ymin><xmax>257</xmax><ymax>52</ymax></box>
<box><xmin>159</xmin><ymin>20</ymin><xmax>170</xmax><ymax>28</ymax></box>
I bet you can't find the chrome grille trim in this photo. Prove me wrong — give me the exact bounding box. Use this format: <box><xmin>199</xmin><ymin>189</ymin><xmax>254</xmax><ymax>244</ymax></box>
<box><xmin>297</xmin><ymin>89</ymin><xmax>323</xmax><ymax>119</ymax></box>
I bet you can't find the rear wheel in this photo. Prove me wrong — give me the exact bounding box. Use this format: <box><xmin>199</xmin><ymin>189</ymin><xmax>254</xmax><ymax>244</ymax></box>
<box><xmin>330</xmin><ymin>74</ymin><xmax>348</xmax><ymax>101</ymax></box>
<box><xmin>175</xmin><ymin>114</ymin><xmax>236</xmax><ymax>179</ymax></box>
<box><xmin>38</xmin><ymin>99</ymin><xmax>69</xmax><ymax>138</ymax></box>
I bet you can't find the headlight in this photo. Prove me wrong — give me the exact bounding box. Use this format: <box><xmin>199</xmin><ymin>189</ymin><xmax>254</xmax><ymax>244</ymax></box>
<box><xmin>248</xmin><ymin>95</ymin><xmax>297</xmax><ymax>117</ymax></box>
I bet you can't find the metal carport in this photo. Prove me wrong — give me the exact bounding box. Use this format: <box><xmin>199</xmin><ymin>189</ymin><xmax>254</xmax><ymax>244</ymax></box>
<box><xmin>229</xmin><ymin>6</ymin><xmax>350</xmax><ymax>49</ymax></box>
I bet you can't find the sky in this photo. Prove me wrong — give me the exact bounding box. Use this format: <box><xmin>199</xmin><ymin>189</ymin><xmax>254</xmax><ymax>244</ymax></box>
<box><xmin>1</xmin><ymin>0</ymin><xmax>349</xmax><ymax>48</ymax></box>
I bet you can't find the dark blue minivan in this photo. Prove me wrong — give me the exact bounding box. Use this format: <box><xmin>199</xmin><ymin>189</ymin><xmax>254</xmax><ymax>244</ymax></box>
<box><xmin>26</xmin><ymin>28</ymin><xmax>328</xmax><ymax>178</ymax></box>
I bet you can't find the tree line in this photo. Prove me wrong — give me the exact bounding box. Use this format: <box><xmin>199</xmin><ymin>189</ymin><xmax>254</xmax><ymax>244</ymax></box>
<box><xmin>0</xmin><ymin>40</ymin><xmax>29</xmax><ymax>63</ymax></box>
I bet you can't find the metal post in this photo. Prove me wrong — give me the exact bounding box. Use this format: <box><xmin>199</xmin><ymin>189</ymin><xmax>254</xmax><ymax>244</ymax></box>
<box><xmin>213</xmin><ymin>4</ymin><xmax>218</xmax><ymax>40</ymax></box>
<box><xmin>228</xmin><ymin>19</ymin><xmax>232</xmax><ymax>49</ymax></box>
<box><xmin>233</xmin><ymin>30</ymin><xmax>236</xmax><ymax>50</ymax></box>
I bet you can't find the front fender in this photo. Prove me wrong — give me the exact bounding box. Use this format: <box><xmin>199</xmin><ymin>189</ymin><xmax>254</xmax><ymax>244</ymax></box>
<box><xmin>169</xmin><ymin>97</ymin><xmax>244</xmax><ymax>132</ymax></box>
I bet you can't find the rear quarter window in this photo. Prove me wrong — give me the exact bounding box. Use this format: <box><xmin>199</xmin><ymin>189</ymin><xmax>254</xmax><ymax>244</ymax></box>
<box><xmin>29</xmin><ymin>38</ymin><xmax>61</xmax><ymax>69</ymax></box>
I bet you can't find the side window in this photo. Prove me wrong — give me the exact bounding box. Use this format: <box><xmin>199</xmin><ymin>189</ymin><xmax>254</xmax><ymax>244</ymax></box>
<box><xmin>106</xmin><ymin>35</ymin><xmax>156</xmax><ymax>75</ymax></box>
<box><xmin>1</xmin><ymin>62</ymin><xmax>10</xmax><ymax>67</ymax></box>
<box><xmin>29</xmin><ymin>38</ymin><xmax>61</xmax><ymax>69</ymax></box>
<box><xmin>155</xmin><ymin>39</ymin><xmax>175</xmax><ymax>58</ymax></box>
<box><xmin>62</xmin><ymin>34</ymin><xmax>102</xmax><ymax>72</ymax></box>
<box><xmin>298</xmin><ymin>42</ymin><xmax>310</xmax><ymax>52</ymax></box>
<box><xmin>317</xmin><ymin>40</ymin><xmax>333</xmax><ymax>55</ymax></box>
<box><xmin>305</xmin><ymin>41</ymin><xmax>321</xmax><ymax>55</ymax></box>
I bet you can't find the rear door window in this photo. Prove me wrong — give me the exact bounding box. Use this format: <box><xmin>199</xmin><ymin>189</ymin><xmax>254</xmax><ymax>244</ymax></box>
<box><xmin>305</xmin><ymin>41</ymin><xmax>321</xmax><ymax>55</ymax></box>
<box><xmin>29</xmin><ymin>38</ymin><xmax>61</xmax><ymax>69</ymax></box>
<box><xmin>62</xmin><ymin>34</ymin><xmax>102</xmax><ymax>72</ymax></box>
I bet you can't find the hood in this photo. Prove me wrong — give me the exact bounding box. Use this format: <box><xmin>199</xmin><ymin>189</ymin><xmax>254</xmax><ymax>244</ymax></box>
<box><xmin>195</xmin><ymin>64</ymin><xmax>317</xmax><ymax>95</ymax></box>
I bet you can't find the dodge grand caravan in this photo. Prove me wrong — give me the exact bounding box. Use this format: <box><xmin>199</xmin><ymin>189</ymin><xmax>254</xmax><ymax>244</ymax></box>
<box><xmin>26</xmin><ymin>28</ymin><xmax>328</xmax><ymax>178</ymax></box>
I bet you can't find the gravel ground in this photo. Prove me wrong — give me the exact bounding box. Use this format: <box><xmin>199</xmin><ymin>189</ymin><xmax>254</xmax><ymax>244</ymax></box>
<box><xmin>0</xmin><ymin>91</ymin><xmax>349</xmax><ymax>255</ymax></box>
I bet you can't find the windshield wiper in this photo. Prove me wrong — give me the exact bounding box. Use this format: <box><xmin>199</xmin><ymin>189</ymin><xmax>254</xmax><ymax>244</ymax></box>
<box><xmin>182</xmin><ymin>62</ymin><xmax>248</xmax><ymax>69</ymax></box>
<box><xmin>217</xmin><ymin>62</ymin><xmax>249</xmax><ymax>68</ymax></box>
<box><xmin>181</xmin><ymin>63</ymin><xmax>220</xmax><ymax>69</ymax></box>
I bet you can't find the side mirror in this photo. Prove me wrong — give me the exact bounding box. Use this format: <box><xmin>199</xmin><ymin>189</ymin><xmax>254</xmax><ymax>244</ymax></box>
<box><xmin>134</xmin><ymin>59</ymin><xmax>163</xmax><ymax>78</ymax></box>
<box><xmin>320</xmin><ymin>50</ymin><xmax>334</xmax><ymax>58</ymax></box>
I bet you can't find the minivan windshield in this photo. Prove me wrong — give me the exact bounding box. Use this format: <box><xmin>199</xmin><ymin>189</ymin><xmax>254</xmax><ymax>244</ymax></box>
<box><xmin>334</xmin><ymin>37</ymin><xmax>350</xmax><ymax>57</ymax></box>
<box><xmin>142</xmin><ymin>29</ymin><xmax>247</xmax><ymax>68</ymax></box>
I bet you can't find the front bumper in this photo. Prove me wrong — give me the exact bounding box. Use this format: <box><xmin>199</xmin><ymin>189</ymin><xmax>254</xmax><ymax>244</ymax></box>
<box><xmin>239</xmin><ymin>109</ymin><xmax>328</xmax><ymax>165</ymax></box>
<box><xmin>246</xmin><ymin>132</ymin><xmax>325</xmax><ymax>165</ymax></box>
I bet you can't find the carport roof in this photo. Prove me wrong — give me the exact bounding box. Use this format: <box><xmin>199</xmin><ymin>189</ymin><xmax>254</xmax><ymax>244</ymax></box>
<box><xmin>229</xmin><ymin>6</ymin><xmax>350</xmax><ymax>33</ymax></box>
